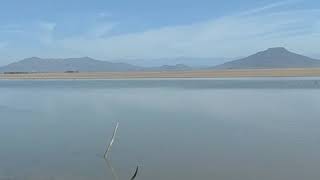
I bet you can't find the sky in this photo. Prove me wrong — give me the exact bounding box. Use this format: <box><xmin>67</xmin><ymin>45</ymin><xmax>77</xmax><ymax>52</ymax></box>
<box><xmin>0</xmin><ymin>0</ymin><xmax>319</xmax><ymax>66</ymax></box>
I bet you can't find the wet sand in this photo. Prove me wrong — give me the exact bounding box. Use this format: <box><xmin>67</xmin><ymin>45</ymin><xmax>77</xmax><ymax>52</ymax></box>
<box><xmin>1</xmin><ymin>68</ymin><xmax>320</xmax><ymax>79</ymax></box>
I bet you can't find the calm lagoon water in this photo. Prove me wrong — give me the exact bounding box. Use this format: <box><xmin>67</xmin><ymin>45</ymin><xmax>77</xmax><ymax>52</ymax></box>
<box><xmin>1</xmin><ymin>78</ymin><xmax>320</xmax><ymax>180</ymax></box>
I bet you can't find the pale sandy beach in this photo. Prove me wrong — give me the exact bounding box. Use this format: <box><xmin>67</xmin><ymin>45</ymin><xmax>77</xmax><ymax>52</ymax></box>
<box><xmin>1</xmin><ymin>68</ymin><xmax>320</xmax><ymax>79</ymax></box>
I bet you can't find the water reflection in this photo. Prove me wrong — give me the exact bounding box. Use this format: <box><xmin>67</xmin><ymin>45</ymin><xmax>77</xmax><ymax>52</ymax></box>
<box><xmin>0</xmin><ymin>79</ymin><xmax>320</xmax><ymax>180</ymax></box>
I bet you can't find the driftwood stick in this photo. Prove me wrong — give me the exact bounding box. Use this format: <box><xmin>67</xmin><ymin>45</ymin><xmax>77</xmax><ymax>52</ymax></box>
<box><xmin>103</xmin><ymin>122</ymin><xmax>139</xmax><ymax>179</ymax></box>
<box><xmin>105</xmin><ymin>158</ymin><xmax>120</xmax><ymax>180</ymax></box>
<box><xmin>130</xmin><ymin>166</ymin><xmax>139</xmax><ymax>180</ymax></box>
<box><xmin>104</xmin><ymin>122</ymin><xmax>119</xmax><ymax>160</ymax></box>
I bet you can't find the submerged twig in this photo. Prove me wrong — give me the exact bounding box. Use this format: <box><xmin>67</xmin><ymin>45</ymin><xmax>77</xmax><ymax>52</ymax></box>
<box><xmin>103</xmin><ymin>122</ymin><xmax>140</xmax><ymax>179</ymax></box>
<box><xmin>104</xmin><ymin>122</ymin><xmax>119</xmax><ymax>160</ymax></box>
<box><xmin>130</xmin><ymin>166</ymin><xmax>139</xmax><ymax>180</ymax></box>
<box><xmin>105</xmin><ymin>157</ymin><xmax>120</xmax><ymax>180</ymax></box>
<box><xmin>103</xmin><ymin>122</ymin><xmax>120</xmax><ymax>180</ymax></box>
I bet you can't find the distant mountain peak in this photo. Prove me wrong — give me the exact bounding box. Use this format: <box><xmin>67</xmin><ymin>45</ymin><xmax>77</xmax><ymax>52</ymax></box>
<box><xmin>255</xmin><ymin>47</ymin><xmax>290</xmax><ymax>56</ymax></box>
<box><xmin>78</xmin><ymin>56</ymin><xmax>95</xmax><ymax>60</ymax></box>
<box><xmin>266</xmin><ymin>47</ymin><xmax>288</xmax><ymax>52</ymax></box>
<box><xmin>23</xmin><ymin>56</ymin><xmax>42</xmax><ymax>61</ymax></box>
<box><xmin>213</xmin><ymin>47</ymin><xmax>320</xmax><ymax>69</ymax></box>
<box><xmin>29</xmin><ymin>56</ymin><xmax>41</xmax><ymax>59</ymax></box>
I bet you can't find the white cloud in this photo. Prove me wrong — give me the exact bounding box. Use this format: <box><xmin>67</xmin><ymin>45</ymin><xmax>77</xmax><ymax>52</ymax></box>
<box><xmin>0</xmin><ymin>0</ymin><xmax>319</xmax><ymax>62</ymax></box>
<box><xmin>39</xmin><ymin>22</ymin><xmax>56</xmax><ymax>31</ymax></box>
<box><xmin>238</xmin><ymin>0</ymin><xmax>301</xmax><ymax>16</ymax></box>
<box><xmin>56</xmin><ymin>4</ymin><xmax>320</xmax><ymax>59</ymax></box>
<box><xmin>36</xmin><ymin>22</ymin><xmax>56</xmax><ymax>45</ymax></box>
<box><xmin>87</xmin><ymin>23</ymin><xmax>116</xmax><ymax>38</ymax></box>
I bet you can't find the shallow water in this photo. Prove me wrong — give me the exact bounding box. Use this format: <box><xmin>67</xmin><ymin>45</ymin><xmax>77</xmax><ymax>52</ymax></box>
<box><xmin>1</xmin><ymin>78</ymin><xmax>320</xmax><ymax>180</ymax></box>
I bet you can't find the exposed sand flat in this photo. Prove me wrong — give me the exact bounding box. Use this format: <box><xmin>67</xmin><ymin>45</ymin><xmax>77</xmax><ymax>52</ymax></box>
<box><xmin>1</xmin><ymin>68</ymin><xmax>320</xmax><ymax>79</ymax></box>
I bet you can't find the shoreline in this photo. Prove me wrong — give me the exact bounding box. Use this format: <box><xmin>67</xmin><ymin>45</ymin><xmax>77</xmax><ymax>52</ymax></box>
<box><xmin>1</xmin><ymin>68</ymin><xmax>320</xmax><ymax>79</ymax></box>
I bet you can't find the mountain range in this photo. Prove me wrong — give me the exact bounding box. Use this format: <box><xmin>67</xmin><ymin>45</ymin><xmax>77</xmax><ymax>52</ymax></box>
<box><xmin>0</xmin><ymin>47</ymin><xmax>319</xmax><ymax>72</ymax></box>
<box><xmin>0</xmin><ymin>57</ymin><xmax>142</xmax><ymax>72</ymax></box>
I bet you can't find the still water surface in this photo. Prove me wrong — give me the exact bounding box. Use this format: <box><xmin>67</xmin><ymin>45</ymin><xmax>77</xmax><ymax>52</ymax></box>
<box><xmin>0</xmin><ymin>78</ymin><xmax>320</xmax><ymax>180</ymax></box>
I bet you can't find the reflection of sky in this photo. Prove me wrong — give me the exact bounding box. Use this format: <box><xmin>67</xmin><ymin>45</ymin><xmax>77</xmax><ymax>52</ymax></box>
<box><xmin>0</xmin><ymin>79</ymin><xmax>320</xmax><ymax>180</ymax></box>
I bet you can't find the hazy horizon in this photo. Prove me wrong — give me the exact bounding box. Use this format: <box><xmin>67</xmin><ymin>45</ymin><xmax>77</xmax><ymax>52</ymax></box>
<box><xmin>1</xmin><ymin>47</ymin><xmax>320</xmax><ymax>70</ymax></box>
<box><xmin>1</xmin><ymin>46</ymin><xmax>320</xmax><ymax>68</ymax></box>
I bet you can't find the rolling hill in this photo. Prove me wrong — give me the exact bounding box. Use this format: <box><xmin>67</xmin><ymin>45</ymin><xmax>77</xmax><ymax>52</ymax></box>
<box><xmin>213</xmin><ymin>47</ymin><xmax>320</xmax><ymax>69</ymax></box>
<box><xmin>0</xmin><ymin>57</ymin><xmax>143</xmax><ymax>72</ymax></box>
<box><xmin>0</xmin><ymin>57</ymin><xmax>192</xmax><ymax>72</ymax></box>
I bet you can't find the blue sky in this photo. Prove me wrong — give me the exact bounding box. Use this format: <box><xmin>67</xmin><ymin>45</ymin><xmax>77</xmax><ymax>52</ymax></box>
<box><xmin>0</xmin><ymin>0</ymin><xmax>319</xmax><ymax>65</ymax></box>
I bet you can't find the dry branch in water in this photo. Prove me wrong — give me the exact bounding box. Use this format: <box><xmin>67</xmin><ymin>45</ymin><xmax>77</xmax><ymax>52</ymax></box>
<box><xmin>104</xmin><ymin>122</ymin><xmax>119</xmax><ymax>160</ymax></box>
<box><xmin>130</xmin><ymin>166</ymin><xmax>139</xmax><ymax>180</ymax></box>
<box><xmin>103</xmin><ymin>122</ymin><xmax>139</xmax><ymax>180</ymax></box>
